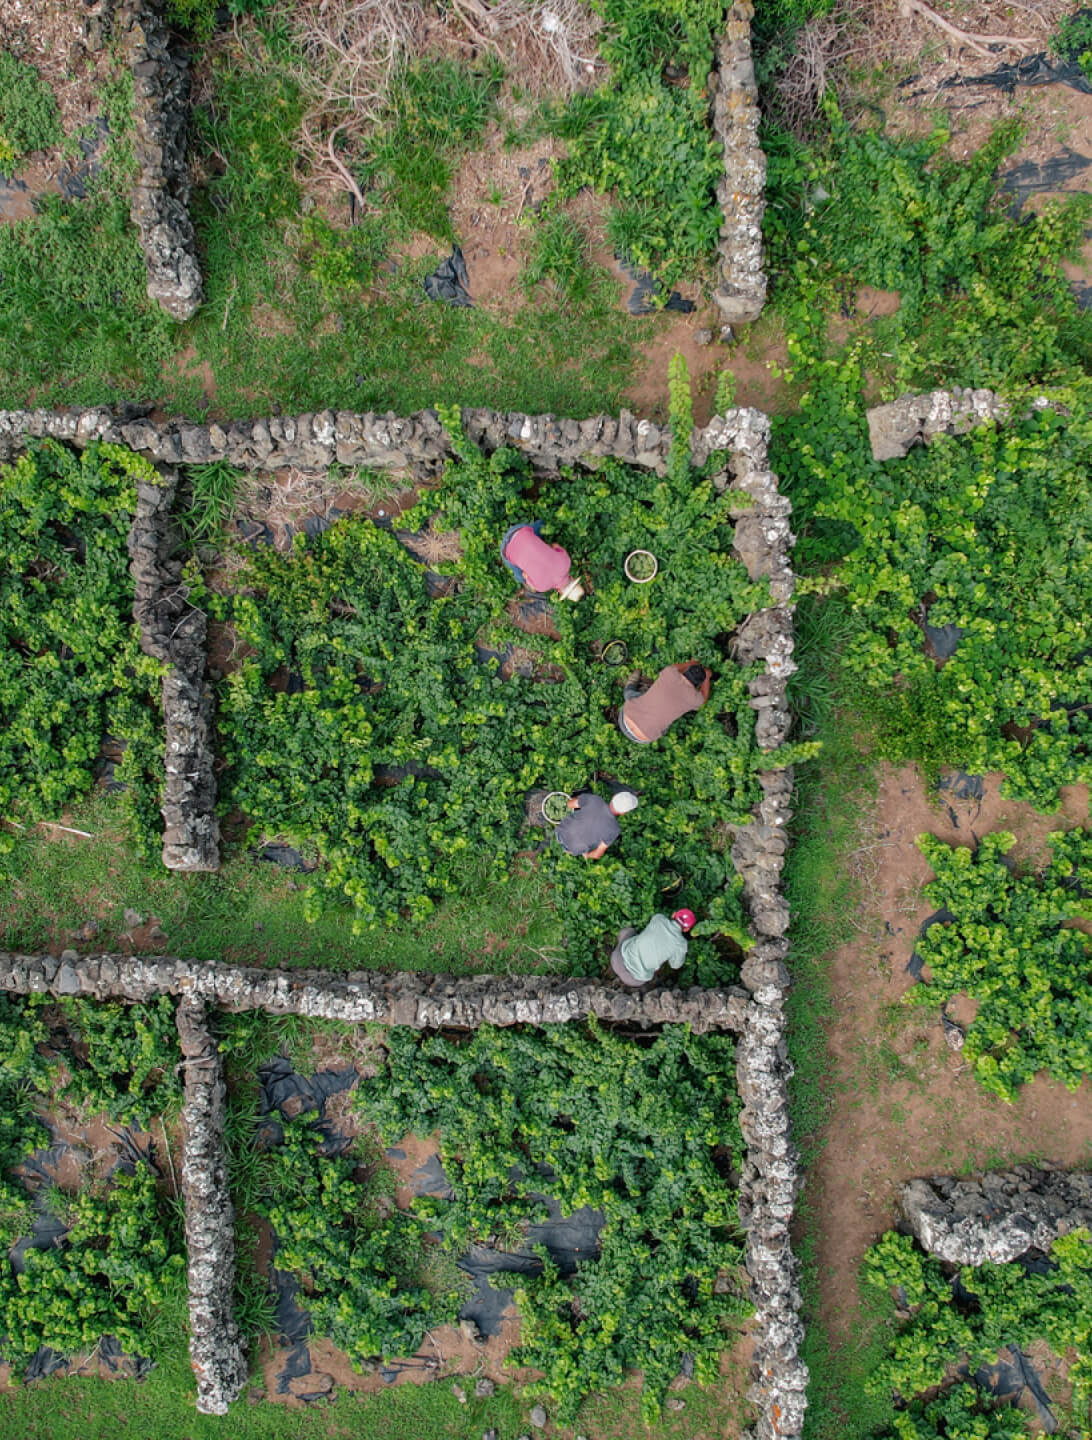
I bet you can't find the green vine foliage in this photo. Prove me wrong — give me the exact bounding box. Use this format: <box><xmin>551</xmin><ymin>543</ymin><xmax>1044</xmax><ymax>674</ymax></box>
<box><xmin>862</xmin><ymin>1229</ymin><xmax>1092</xmax><ymax>1422</ymax></box>
<box><xmin>769</xmin><ymin>110</ymin><xmax>1092</xmax><ymax>806</ymax></box>
<box><xmin>549</xmin><ymin>0</ymin><xmax>727</xmax><ymax>286</ymax></box>
<box><xmin>56</xmin><ymin>995</ymin><xmax>182</xmax><ymax>1124</ymax></box>
<box><xmin>256</xmin><ymin>1116</ymin><xmax>460</xmax><ymax>1363</ymax></box>
<box><xmin>361</xmin><ymin>1021</ymin><xmax>748</xmax><ymax>1422</ymax></box>
<box><xmin>215</xmin><ymin>401</ymin><xmax>799</xmax><ymax>975</ymax></box>
<box><xmin>0</xmin><ymin>1165</ymin><xmax>185</xmax><ymax>1371</ymax></box>
<box><xmin>877</xmin><ymin>1383</ymin><xmax>1029</xmax><ymax>1440</ymax></box>
<box><xmin>0</xmin><ymin>995</ymin><xmax>51</xmax><ymax>1253</ymax></box>
<box><xmin>909</xmin><ymin>830</ymin><xmax>1092</xmax><ymax>1101</ymax></box>
<box><xmin>0</xmin><ymin>440</ymin><xmax>165</xmax><ymax>858</ymax></box>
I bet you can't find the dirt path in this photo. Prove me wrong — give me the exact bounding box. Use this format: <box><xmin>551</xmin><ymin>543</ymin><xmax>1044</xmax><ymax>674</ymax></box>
<box><xmin>807</xmin><ymin>762</ymin><xmax>1092</xmax><ymax>1344</ymax></box>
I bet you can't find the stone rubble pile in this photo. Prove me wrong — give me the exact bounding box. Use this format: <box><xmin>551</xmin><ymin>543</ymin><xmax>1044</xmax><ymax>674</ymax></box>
<box><xmin>0</xmin><ymin>952</ymin><xmax>750</xmax><ymax>1032</ymax></box>
<box><xmin>127</xmin><ymin>465</ymin><xmax>220</xmax><ymax>870</ymax></box>
<box><xmin>177</xmin><ymin>997</ymin><xmax>247</xmax><ymax>1414</ymax></box>
<box><xmin>118</xmin><ymin>0</ymin><xmax>203</xmax><ymax>320</ymax></box>
<box><xmin>711</xmin><ymin>1</ymin><xmax>767</xmax><ymax>326</ymax></box>
<box><xmin>902</xmin><ymin>1169</ymin><xmax>1092</xmax><ymax>1266</ymax></box>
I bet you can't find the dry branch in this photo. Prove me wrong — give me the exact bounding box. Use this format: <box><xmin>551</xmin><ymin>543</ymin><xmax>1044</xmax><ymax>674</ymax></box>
<box><xmin>898</xmin><ymin>0</ymin><xmax>1035</xmax><ymax>55</ymax></box>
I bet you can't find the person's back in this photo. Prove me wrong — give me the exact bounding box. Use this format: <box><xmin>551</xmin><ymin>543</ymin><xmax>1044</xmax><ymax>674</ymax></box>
<box><xmin>620</xmin><ymin>663</ymin><xmax>708</xmax><ymax>744</ymax></box>
<box><xmin>613</xmin><ymin>911</ymin><xmax>693</xmax><ymax>985</ymax></box>
<box><xmin>555</xmin><ymin>793</ymin><xmax>619</xmax><ymax>856</ymax></box>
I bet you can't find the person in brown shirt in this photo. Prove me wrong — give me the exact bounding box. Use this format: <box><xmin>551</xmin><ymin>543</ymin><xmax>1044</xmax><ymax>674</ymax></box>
<box><xmin>619</xmin><ymin>662</ymin><xmax>711</xmax><ymax>744</ymax></box>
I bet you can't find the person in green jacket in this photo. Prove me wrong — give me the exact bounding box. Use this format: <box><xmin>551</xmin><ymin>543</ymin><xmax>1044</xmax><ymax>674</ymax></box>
<box><xmin>610</xmin><ymin>909</ymin><xmax>696</xmax><ymax>986</ymax></box>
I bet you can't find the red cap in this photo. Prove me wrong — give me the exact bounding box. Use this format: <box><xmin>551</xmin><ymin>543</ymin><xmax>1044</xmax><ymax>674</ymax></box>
<box><xmin>672</xmin><ymin>908</ymin><xmax>697</xmax><ymax>932</ymax></box>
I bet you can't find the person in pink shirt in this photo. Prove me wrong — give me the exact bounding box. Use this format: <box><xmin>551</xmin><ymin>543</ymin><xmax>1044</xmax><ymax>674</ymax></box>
<box><xmin>500</xmin><ymin>520</ymin><xmax>584</xmax><ymax>601</ymax></box>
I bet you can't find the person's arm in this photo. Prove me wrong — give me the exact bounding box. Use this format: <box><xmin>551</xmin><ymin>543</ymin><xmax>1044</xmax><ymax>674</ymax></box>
<box><xmin>584</xmin><ymin>841</ymin><xmax>609</xmax><ymax>860</ymax></box>
<box><xmin>567</xmin><ymin>795</ymin><xmax>582</xmax><ymax>811</ymax></box>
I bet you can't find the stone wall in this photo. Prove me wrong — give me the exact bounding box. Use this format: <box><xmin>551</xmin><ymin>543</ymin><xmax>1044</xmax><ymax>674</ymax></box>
<box><xmin>865</xmin><ymin>387</ymin><xmax>1065</xmax><ymax>461</ymax></box>
<box><xmin>902</xmin><ymin>1169</ymin><xmax>1092</xmax><ymax>1266</ymax></box>
<box><xmin>0</xmin><ymin>403</ymin><xmax>766</xmax><ymax>477</ymax></box>
<box><xmin>117</xmin><ymin>0</ymin><xmax>203</xmax><ymax>321</ymax></box>
<box><xmin>0</xmin><ymin>951</ymin><xmax>749</xmax><ymax>1031</ymax></box>
<box><xmin>711</xmin><ymin>1</ymin><xmax>767</xmax><ymax>326</ymax></box>
<box><xmin>177</xmin><ymin>997</ymin><xmax>247</xmax><ymax>1414</ymax></box>
<box><xmin>127</xmin><ymin>466</ymin><xmax>220</xmax><ymax>870</ymax></box>
<box><xmin>704</xmin><ymin>415</ymin><xmax>806</xmax><ymax>1440</ymax></box>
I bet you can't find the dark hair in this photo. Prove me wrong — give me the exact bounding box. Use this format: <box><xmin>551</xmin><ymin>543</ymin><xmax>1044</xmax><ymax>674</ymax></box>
<box><xmin>684</xmin><ymin>664</ymin><xmax>707</xmax><ymax>687</ymax></box>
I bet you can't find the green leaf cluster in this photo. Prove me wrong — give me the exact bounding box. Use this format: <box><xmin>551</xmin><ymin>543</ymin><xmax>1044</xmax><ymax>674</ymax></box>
<box><xmin>56</xmin><ymin>995</ymin><xmax>182</xmax><ymax>1124</ymax></box>
<box><xmin>215</xmin><ymin>420</ymin><xmax>777</xmax><ymax>973</ymax></box>
<box><xmin>0</xmin><ymin>51</ymin><xmax>62</xmax><ymax>170</ymax></box>
<box><xmin>0</xmin><ymin>1165</ymin><xmax>185</xmax><ymax>1371</ymax></box>
<box><xmin>0</xmin><ymin>994</ymin><xmax>51</xmax><ymax>1253</ymax></box>
<box><xmin>909</xmin><ymin>829</ymin><xmax>1092</xmax><ymax>1101</ymax></box>
<box><xmin>361</xmin><ymin>1020</ymin><xmax>748</xmax><ymax>1421</ymax></box>
<box><xmin>549</xmin><ymin>0</ymin><xmax>728</xmax><ymax>287</ymax></box>
<box><xmin>0</xmin><ymin>440</ymin><xmax>165</xmax><ymax>856</ymax></box>
<box><xmin>877</xmin><ymin>1382</ymin><xmax>1029</xmax><ymax>1440</ymax></box>
<box><xmin>256</xmin><ymin>1116</ymin><xmax>460</xmax><ymax>1364</ymax></box>
<box><xmin>862</xmin><ymin>1228</ymin><xmax>1092</xmax><ymax>1421</ymax></box>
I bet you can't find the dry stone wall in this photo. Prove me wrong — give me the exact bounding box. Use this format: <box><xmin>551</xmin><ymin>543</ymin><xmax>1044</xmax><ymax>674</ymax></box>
<box><xmin>0</xmin><ymin>951</ymin><xmax>749</xmax><ymax>1031</ymax></box>
<box><xmin>865</xmin><ymin>387</ymin><xmax>1066</xmax><ymax>461</ymax></box>
<box><xmin>177</xmin><ymin>996</ymin><xmax>247</xmax><ymax>1414</ymax></box>
<box><xmin>701</xmin><ymin>415</ymin><xmax>807</xmax><ymax>1440</ymax></box>
<box><xmin>0</xmin><ymin>403</ymin><xmax>775</xmax><ymax>477</ymax></box>
<box><xmin>711</xmin><ymin>1</ymin><xmax>767</xmax><ymax>326</ymax></box>
<box><xmin>117</xmin><ymin>0</ymin><xmax>203</xmax><ymax>320</ymax></box>
<box><xmin>902</xmin><ymin>1169</ymin><xmax>1092</xmax><ymax>1266</ymax></box>
<box><xmin>127</xmin><ymin>465</ymin><xmax>220</xmax><ymax>870</ymax></box>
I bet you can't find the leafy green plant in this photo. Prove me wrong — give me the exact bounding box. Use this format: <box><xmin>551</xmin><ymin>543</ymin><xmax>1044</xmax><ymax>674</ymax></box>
<box><xmin>0</xmin><ymin>440</ymin><xmax>165</xmax><ymax>857</ymax></box>
<box><xmin>862</xmin><ymin>1228</ymin><xmax>1092</xmax><ymax>1421</ymax></box>
<box><xmin>362</xmin><ymin>1020</ymin><xmax>748</xmax><ymax>1422</ymax></box>
<box><xmin>214</xmin><ymin>385</ymin><xmax>800</xmax><ymax>972</ymax></box>
<box><xmin>549</xmin><ymin>0</ymin><xmax>727</xmax><ymax>287</ymax></box>
<box><xmin>1051</xmin><ymin>7</ymin><xmax>1092</xmax><ymax>79</ymax></box>
<box><xmin>0</xmin><ymin>51</ymin><xmax>62</xmax><ymax>169</ymax></box>
<box><xmin>0</xmin><ymin>1165</ymin><xmax>185</xmax><ymax>1370</ymax></box>
<box><xmin>180</xmin><ymin>458</ymin><xmax>243</xmax><ymax>550</ymax></box>
<box><xmin>256</xmin><ymin>1116</ymin><xmax>459</xmax><ymax>1363</ymax></box>
<box><xmin>58</xmin><ymin>995</ymin><xmax>182</xmax><ymax>1123</ymax></box>
<box><xmin>876</xmin><ymin>1383</ymin><xmax>1029</xmax><ymax>1440</ymax></box>
<box><xmin>907</xmin><ymin>829</ymin><xmax>1092</xmax><ymax>1101</ymax></box>
<box><xmin>0</xmin><ymin>995</ymin><xmax>52</xmax><ymax>1252</ymax></box>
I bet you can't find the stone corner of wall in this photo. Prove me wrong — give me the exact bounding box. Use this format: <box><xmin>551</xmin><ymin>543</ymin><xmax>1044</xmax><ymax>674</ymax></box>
<box><xmin>900</xmin><ymin>1169</ymin><xmax>1092</xmax><ymax>1266</ymax></box>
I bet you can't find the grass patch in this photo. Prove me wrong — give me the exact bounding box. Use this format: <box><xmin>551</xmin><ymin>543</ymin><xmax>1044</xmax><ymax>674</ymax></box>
<box><xmin>0</xmin><ymin>792</ymin><xmax>565</xmax><ymax>973</ymax></box>
<box><xmin>0</xmin><ymin>50</ymin><xmax>62</xmax><ymax>168</ymax></box>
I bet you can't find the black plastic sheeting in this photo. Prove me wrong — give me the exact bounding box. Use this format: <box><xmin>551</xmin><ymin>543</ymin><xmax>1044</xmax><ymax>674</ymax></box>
<box><xmin>257</xmin><ymin>1056</ymin><xmax>358</xmax><ymax>1156</ymax></box>
<box><xmin>937</xmin><ymin>52</ymin><xmax>1092</xmax><ymax>97</ymax></box>
<box><xmin>423</xmin><ymin>245</ymin><xmax>474</xmax><ymax>306</ymax></box>
<box><xmin>923</xmin><ymin>620</ymin><xmax>965</xmax><ymax>661</ymax></box>
<box><xmin>254</xmin><ymin>843</ymin><xmax>317</xmax><ymax>872</ymax></box>
<box><xmin>906</xmin><ymin>905</ymin><xmax>956</xmax><ymax>979</ymax></box>
<box><xmin>616</xmin><ymin>256</ymin><xmax>696</xmax><ymax>315</ymax></box>
<box><xmin>1000</xmin><ymin>149</ymin><xmax>1092</xmax><ymax>213</ymax></box>
<box><xmin>971</xmin><ymin>1345</ymin><xmax>1057</xmax><ymax>1432</ymax></box>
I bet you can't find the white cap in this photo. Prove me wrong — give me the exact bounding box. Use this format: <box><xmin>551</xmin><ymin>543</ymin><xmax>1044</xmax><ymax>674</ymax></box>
<box><xmin>558</xmin><ymin>578</ymin><xmax>585</xmax><ymax>602</ymax></box>
<box><xmin>610</xmin><ymin>790</ymin><xmax>639</xmax><ymax>815</ymax></box>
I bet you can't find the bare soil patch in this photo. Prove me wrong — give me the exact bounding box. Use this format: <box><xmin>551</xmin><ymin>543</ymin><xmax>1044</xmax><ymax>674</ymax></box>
<box><xmin>808</xmin><ymin>761</ymin><xmax>1092</xmax><ymax>1344</ymax></box>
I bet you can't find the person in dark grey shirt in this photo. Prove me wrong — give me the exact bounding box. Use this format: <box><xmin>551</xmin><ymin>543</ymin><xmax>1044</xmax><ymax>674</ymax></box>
<box><xmin>555</xmin><ymin>789</ymin><xmax>639</xmax><ymax>858</ymax></box>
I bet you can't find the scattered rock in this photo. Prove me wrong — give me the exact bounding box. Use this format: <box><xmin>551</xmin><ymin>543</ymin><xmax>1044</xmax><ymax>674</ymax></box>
<box><xmin>530</xmin><ymin>1404</ymin><xmax>548</xmax><ymax>1428</ymax></box>
<box><xmin>452</xmin><ymin>1384</ymin><xmax>467</xmax><ymax>1404</ymax></box>
<box><xmin>694</xmin><ymin>328</ymin><xmax>714</xmax><ymax>346</ymax></box>
<box><xmin>719</xmin><ymin>324</ymin><xmax>736</xmax><ymax>344</ymax></box>
<box><xmin>943</xmin><ymin>1019</ymin><xmax>966</xmax><ymax>1051</ymax></box>
<box><xmin>73</xmin><ymin>920</ymin><xmax>99</xmax><ymax>941</ymax></box>
<box><xmin>475</xmin><ymin>1378</ymin><xmax>495</xmax><ymax>1398</ymax></box>
<box><xmin>123</xmin><ymin>908</ymin><xmax>144</xmax><ymax>928</ymax></box>
<box><xmin>666</xmin><ymin>1396</ymin><xmax>685</xmax><ymax>1411</ymax></box>
<box><xmin>483</xmin><ymin>1430</ymin><xmax>499</xmax><ymax>1440</ymax></box>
